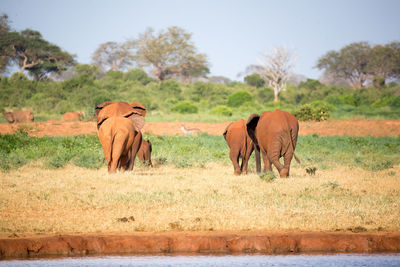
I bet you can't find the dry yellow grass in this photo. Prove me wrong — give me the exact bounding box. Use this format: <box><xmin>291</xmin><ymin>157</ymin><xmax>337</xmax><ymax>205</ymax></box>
<box><xmin>1</xmin><ymin>162</ymin><xmax>399</xmax><ymax>237</ymax></box>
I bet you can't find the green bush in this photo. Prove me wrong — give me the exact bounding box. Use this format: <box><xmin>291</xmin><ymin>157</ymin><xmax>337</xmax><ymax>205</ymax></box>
<box><xmin>227</xmin><ymin>90</ymin><xmax>253</xmax><ymax>107</ymax></box>
<box><xmin>244</xmin><ymin>73</ymin><xmax>265</xmax><ymax>88</ymax></box>
<box><xmin>294</xmin><ymin>104</ymin><xmax>330</xmax><ymax>121</ymax></box>
<box><xmin>209</xmin><ymin>105</ymin><xmax>232</xmax><ymax>116</ymax></box>
<box><xmin>171</xmin><ymin>101</ymin><xmax>198</xmax><ymax>114</ymax></box>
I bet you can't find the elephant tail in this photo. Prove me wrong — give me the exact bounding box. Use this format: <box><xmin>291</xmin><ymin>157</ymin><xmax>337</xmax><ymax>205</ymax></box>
<box><xmin>288</xmin><ymin>128</ymin><xmax>301</xmax><ymax>164</ymax></box>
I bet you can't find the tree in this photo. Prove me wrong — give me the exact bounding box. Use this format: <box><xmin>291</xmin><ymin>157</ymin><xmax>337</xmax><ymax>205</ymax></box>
<box><xmin>91</xmin><ymin>41</ymin><xmax>135</xmax><ymax>72</ymax></box>
<box><xmin>134</xmin><ymin>26</ymin><xmax>209</xmax><ymax>82</ymax></box>
<box><xmin>368</xmin><ymin>41</ymin><xmax>400</xmax><ymax>83</ymax></box>
<box><xmin>316</xmin><ymin>42</ymin><xmax>372</xmax><ymax>89</ymax></box>
<box><xmin>252</xmin><ymin>47</ymin><xmax>295</xmax><ymax>101</ymax></box>
<box><xmin>1</xmin><ymin>29</ymin><xmax>75</xmax><ymax>79</ymax></box>
<box><xmin>244</xmin><ymin>73</ymin><xmax>265</xmax><ymax>87</ymax></box>
<box><xmin>0</xmin><ymin>13</ymin><xmax>11</xmax><ymax>73</ymax></box>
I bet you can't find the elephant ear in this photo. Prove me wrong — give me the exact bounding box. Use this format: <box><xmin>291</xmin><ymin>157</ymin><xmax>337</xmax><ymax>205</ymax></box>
<box><xmin>128</xmin><ymin>114</ymin><xmax>145</xmax><ymax>132</ymax></box>
<box><xmin>222</xmin><ymin>122</ymin><xmax>233</xmax><ymax>141</ymax></box>
<box><xmin>130</xmin><ymin>102</ymin><xmax>147</xmax><ymax>117</ymax></box>
<box><xmin>246</xmin><ymin>113</ymin><xmax>260</xmax><ymax>146</ymax></box>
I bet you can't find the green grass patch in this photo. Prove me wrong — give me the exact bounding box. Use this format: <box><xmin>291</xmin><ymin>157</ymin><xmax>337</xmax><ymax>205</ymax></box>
<box><xmin>0</xmin><ymin>133</ymin><xmax>399</xmax><ymax>172</ymax></box>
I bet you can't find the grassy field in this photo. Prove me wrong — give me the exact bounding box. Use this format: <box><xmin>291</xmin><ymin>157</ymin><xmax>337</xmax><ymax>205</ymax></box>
<box><xmin>0</xmin><ymin>133</ymin><xmax>399</xmax><ymax>237</ymax></box>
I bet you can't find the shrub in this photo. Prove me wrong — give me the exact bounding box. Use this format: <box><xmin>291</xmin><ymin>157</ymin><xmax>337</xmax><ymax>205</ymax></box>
<box><xmin>209</xmin><ymin>105</ymin><xmax>232</xmax><ymax>116</ymax></box>
<box><xmin>244</xmin><ymin>73</ymin><xmax>265</xmax><ymax>88</ymax></box>
<box><xmin>259</xmin><ymin>171</ymin><xmax>276</xmax><ymax>182</ymax></box>
<box><xmin>171</xmin><ymin>101</ymin><xmax>198</xmax><ymax>114</ymax></box>
<box><xmin>294</xmin><ymin>104</ymin><xmax>330</xmax><ymax>121</ymax></box>
<box><xmin>227</xmin><ymin>90</ymin><xmax>253</xmax><ymax>107</ymax></box>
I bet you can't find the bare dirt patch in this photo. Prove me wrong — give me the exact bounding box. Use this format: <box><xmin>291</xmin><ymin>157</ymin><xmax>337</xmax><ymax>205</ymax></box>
<box><xmin>1</xmin><ymin>119</ymin><xmax>400</xmax><ymax>137</ymax></box>
<box><xmin>1</xmin><ymin>231</ymin><xmax>400</xmax><ymax>258</ymax></box>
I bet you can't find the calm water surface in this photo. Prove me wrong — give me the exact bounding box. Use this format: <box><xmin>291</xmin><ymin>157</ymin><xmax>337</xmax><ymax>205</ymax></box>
<box><xmin>1</xmin><ymin>254</ymin><xmax>400</xmax><ymax>266</ymax></box>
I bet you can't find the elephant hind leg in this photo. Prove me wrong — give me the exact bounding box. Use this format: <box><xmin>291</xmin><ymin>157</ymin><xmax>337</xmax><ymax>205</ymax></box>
<box><xmin>229</xmin><ymin>150</ymin><xmax>241</xmax><ymax>175</ymax></box>
<box><xmin>261</xmin><ymin>149</ymin><xmax>272</xmax><ymax>173</ymax></box>
<box><xmin>281</xmin><ymin>150</ymin><xmax>294</xmax><ymax>178</ymax></box>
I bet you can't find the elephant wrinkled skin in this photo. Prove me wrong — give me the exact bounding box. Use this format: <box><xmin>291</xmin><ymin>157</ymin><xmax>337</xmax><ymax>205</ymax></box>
<box><xmin>247</xmin><ymin>109</ymin><xmax>300</xmax><ymax>178</ymax></box>
<box><xmin>4</xmin><ymin>110</ymin><xmax>34</xmax><ymax>123</ymax></box>
<box><xmin>223</xmin><ymin>119</ymin><xmax>254</xmax><ymax>175</ymax></box>
<box><xmin>138</xmin><ymin>139</ymin><xmax>152</xmax><ymax>167</ymax></box>
<box><xmin>98</xmin><ymin>116</ymin><xmax>142</xmax><ymax>173</ymax></box>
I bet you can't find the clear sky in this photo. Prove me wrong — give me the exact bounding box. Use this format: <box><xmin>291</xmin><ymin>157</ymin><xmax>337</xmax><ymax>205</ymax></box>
<box><xmin>1</xmin><ymin>0</ymin><xmax>400</xmax><ymax>81</ymax></box>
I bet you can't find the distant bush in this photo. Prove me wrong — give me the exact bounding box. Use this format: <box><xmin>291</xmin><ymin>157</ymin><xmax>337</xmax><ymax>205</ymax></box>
<box><xmin>227</xmin><ymin>90</ymin><xmax>253</xmax><ymax>107</ymax></box>
<box><xmin>294</xmin><ymin>104</ymin><xmax>330</xmax><ymax>121</ymax></box>
<box><xmin>171</xmin><ymin>101</ymin><xmax>198</xmax><ymax>114</ymax></box>
<box><xmin>209</xmin><ymin>105</ymin><xmax>232</xmax><ymax>116</ymax></box>
<box><xmin>244</xmin><ymin>73</ymin><xmax>265</xmax><ymax>88</ymax></box>
<box><xmin>123</xmin><ymin>68</ymin><xmax>153</xmax><ymax>85</ymax></box>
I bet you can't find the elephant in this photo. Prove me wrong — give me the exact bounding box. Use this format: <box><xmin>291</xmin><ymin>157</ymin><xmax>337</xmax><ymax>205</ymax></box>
<box><xmin>95</xmin><ymin>101</ymin><xmax>147</xmax><ymax>118</ymax></box>
<box><xmin>62</xmin><ymin>112</ymin><xmax>83</xmax><ymax>122</ymax></box>
<box><xmin>4</xmin><ymin>110</ymin><xmax>34</xmax><ymax>123</ymax></box>
<box><xmin>96</xmin><ymin>101</ymin><xmax>145</xmax><ymax>130</ymax></box>
<box><xmin>130</xmin><ymin>102</ymin><xmax>147</xmax><ymax>117</ymax></box>
<box><xmin>98</xmin><ymin>116</ymin><xmax>142</xmax><ymax>173</ymax></box>
<box><xmin>137</xmin><ymin>139</ymin><xmax>153</xmax><ymax>167</ymax></box>
<box><xmin>95</xmin><ymin>101</ymin><xmax>114</xmax><ymax>117</ymax></box>
<box><xmin>223</xmin><ymin>119</ymin><xmax>254</xmax><ymax>175</ymax></box>
<box><xmin>246</xmin><ymin>109</ymin><xmax>300</xmax><ymax>178</ymax></box>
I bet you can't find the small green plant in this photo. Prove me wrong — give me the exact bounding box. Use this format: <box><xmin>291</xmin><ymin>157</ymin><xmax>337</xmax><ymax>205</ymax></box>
<box><xmin>258</xmin><ymin>171</ymin><xmax>276</xmax><ymax>182</ymax></box>
<box><xmin>171</xmin><ymin>101</ymin><xmax>198</xmax><ymax>114</ymax></box>
<box><xmin>306</xmin><ymin>167</ymin><xmax>317</xmax><ymax>175</ymax></box>
<box><xmin>322</xmin><ymin>181</ymin><xmax>339</xmax><ymax>190</ymax></box>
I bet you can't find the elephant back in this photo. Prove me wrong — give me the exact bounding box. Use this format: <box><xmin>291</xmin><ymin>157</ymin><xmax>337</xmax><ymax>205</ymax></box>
<box><xmin>97</xmin><ymin>102</ymin><xmax>145</xmax><ymax>131</ymax></box>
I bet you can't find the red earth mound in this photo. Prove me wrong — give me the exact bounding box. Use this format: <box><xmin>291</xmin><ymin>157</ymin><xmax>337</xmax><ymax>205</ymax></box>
<box><xmin>1</xmin><ymin>231</ymin><xmax>400</xmax><ymax>258</ymax></box>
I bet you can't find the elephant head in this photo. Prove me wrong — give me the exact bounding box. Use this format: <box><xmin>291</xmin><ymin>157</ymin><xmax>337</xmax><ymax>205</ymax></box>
<box><xmin>4</xmin><ymin>112</ymin><xmax>15</xmax><ymax>123</ymax></box>
<box><xmin>97</xmin><ymin>101</ymin><xmax>145</xmax><ymax>131</ymax></box>
<box><xmin>95</xmin><ymin>101</ymin><xmax>114</xmax><ymax>117</ymax></box>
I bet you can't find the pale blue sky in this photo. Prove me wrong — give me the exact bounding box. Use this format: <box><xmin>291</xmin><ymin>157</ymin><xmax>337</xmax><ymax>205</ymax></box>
<box><xmin>1</xmin><ymin>0</ymin><xmax>400</xmax><ymax>80</ymax></box>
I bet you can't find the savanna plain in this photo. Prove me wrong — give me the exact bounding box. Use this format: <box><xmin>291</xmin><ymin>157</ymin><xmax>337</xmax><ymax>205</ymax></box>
<box><xmin>0</xmin><ymin>121</ymin><xmax>399</xmax><ymax>238</ymax></box>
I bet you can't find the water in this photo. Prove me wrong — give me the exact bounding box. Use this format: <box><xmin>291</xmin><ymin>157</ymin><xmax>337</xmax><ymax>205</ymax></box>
<box><xmin>1</xmin><ymin>254</ymin><xmax>400</xmax><ymax>267</ymax></box>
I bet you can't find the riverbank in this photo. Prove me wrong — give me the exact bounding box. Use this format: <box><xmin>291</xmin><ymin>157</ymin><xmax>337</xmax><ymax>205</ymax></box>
<box><xmin>1</xmin><ymin>231</ymin><xmax>400</xmax><ymax>258</ymax></box>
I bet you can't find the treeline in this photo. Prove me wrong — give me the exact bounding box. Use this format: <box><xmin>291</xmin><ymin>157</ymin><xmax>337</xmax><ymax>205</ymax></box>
<box><xmin>1</xmin><ymin>68</ymin><xmax>399</xmax><ymax>121</ymax></box>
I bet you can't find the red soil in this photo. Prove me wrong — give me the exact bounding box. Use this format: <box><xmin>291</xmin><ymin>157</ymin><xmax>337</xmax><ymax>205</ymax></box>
<box><xmin>1</xmin><ymin>119</ymin><xmax>400</xmax><ymax>137</ymax></box>
<box><xmin>1</xmin><ymin>231</ymin><xmax>399</xmax><ymax>258</ymax></box>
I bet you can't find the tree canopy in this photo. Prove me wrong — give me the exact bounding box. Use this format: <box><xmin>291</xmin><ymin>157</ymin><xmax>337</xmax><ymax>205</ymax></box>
<box><xmin>0</xmin><ymin>26</ymin><xmax>75</xmax><ymax>80</ymax></box>
<box><xmin>134</xmin><ymin>26</ymin><xmax>209</xmax><ymax>82</ymax></box>
<box><xmin>317</xmin><ymin>41</ymin><xmax>400</xmax><ymax>89</ymax></box>
<box><xmin>91</xmin><ymin>41</ymin><xmax>135</xmax><ymax>73</ymax></box>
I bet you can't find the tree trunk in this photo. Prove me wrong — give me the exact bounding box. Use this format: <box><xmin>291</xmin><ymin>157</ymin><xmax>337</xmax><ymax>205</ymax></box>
<box><xmin>273</xmin><ymin>90</ymin><xmax>279</xmax><ymax>102</ymax></box>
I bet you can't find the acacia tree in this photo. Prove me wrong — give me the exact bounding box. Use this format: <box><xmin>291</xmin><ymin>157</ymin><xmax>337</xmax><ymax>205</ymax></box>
<box><xmin>367</xmin><ymin>41</ymin><xmax>400</xmax><ymax>83</ymax></box>
<box><xmin>134</xmin><ymin>26</ymin><xmax>209</xmax><ymax>82</ymax></box>
<box><xmin>91</xmin><ymin>41</ymin><xmax>135</xmax><ymax>72</ymax></box>
<box><xmin>0</xmin><ymin>13</ymin><xmax>11</xmax><ymax>72</ymax></box>
<box><xmin>254</xmin><ymin>47</ymin><xmax>295</xmax><ymax>102</ymax></box>
<box><xmin>317</xmin><ymin>42</ymin><xmax>372</xmax><ymax>89</ymax></box>
<box><xmin>1</xmin><ymin>29</ymin><xmax>75</xmax><ymax>79</ymax></box>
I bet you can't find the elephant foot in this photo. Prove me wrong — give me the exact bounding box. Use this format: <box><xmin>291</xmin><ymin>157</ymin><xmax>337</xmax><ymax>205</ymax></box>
<box><xmin>279</xmin><ymin>168</ymin><xmax>289</xmax><ymax>178</ymax></box>
<box><xmin>234</xmin><ymin>169</ymin><xmax>241</xmax><ymax>175</ymax></box>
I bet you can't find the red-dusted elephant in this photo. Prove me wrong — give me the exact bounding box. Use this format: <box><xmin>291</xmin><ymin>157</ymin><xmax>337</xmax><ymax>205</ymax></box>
<box><xmin>62</xmin><ymin>112</ymin><xmax>83</xmax><ymax>122</ymax></box>
<box><xmin>98</xmin><ymin>116</ymin><xmax>143</xmax><ymax>173</ymax></box>
<box><xmin>96</xmin><ymin>101</ymin><xmax>146</xmax><ymax>173</ymax></box>
<box><xmin>137</xmin><ymin>139</ymin><xmax>152</xmax><ymax>167</ymax></box>
<box><xmin>95</xmin><ymin>101</ymin><xmax>147</xmax><ymax>118</ymax></box>
<box><xmin>223</xmin><ymin>119</ymin><xmax>254</xmax><ymax>175</ymax></box>
<box><xmin>4</xmin><ymin>110</ymin><xmax>34</xmax><ymax>123</ymax></box>
<box><xmin>246</xmin><ymin>109</ymin><xmax>300</xmax><ymax>178</ymax></box>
